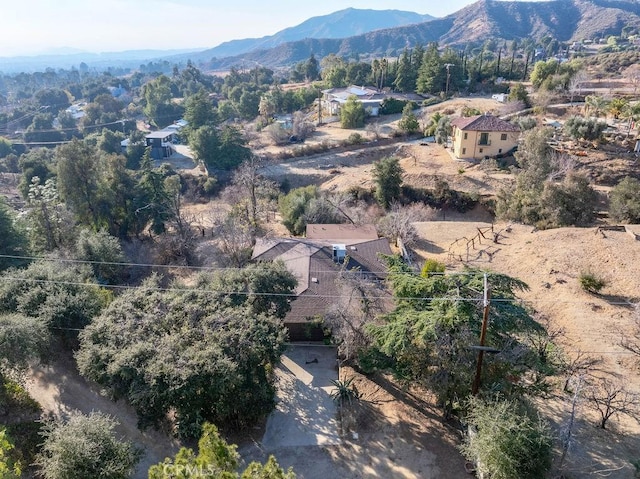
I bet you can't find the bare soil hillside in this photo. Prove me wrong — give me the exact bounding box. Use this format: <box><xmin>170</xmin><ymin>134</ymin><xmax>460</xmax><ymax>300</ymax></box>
<box><xmin>412</xmin><ymin>222</ymin><xmax>640</xmax><ymax>477</ymax></box>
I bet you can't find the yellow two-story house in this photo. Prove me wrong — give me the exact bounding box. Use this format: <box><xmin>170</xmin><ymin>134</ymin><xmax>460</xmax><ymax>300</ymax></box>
<box><xmin>451</xmin><ymin>114</ymin><xmax>520</xmax><ymax>160</ymax></box>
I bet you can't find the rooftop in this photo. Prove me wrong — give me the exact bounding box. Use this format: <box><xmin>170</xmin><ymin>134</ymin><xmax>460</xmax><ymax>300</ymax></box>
<box><xmin>451</xmin><ymin>114</ymin><xmax>520</xmax><ymax>132</ymax></box>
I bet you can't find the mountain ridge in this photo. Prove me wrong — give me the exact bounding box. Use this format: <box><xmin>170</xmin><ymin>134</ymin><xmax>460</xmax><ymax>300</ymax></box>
<box><xmin>192</xmin><ymin>0</ymin><xmax>640</xmax><ymax>69</ymax></box>
<box><xmin>204</xmin><ymin>8</ymin><xmax>435</xmax><ymax>59</ymax></box>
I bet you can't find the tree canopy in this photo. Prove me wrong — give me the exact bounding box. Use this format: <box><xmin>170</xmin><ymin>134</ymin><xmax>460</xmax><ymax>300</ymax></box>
<box><xmin>148</xmin><ymin>423</ymin><xmax>295</xmax><ymax>479</ymax></box>
<box><xmin>367</xmin><ymin>257</ymin><xmax>546</xmax><ymax>415</ymax></box>
<box><xmin>372</xmin><ymin>157</ymin><xmax>403</xmax><ymax>209</ymax></box>
<box><xmin>77</xmin><ymin>267</ymin><xmax>296</xmax><ymax>437</ymax></box>
<box><xmin>35</xmin><ymin>412</ymin><xmax>141</xmax><ymax>479</ymax></box>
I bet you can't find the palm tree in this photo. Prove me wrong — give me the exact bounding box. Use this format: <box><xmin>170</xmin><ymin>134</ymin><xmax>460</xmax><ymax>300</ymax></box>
<box><xmin>584</xmin><ymin>95</ymin><xmax>610</xmax><ymax>118</ymax></box>
<box><xmin>608</xmin><ymin>98</ymin><xmax>629</xmax><ymax>120</ymax></box>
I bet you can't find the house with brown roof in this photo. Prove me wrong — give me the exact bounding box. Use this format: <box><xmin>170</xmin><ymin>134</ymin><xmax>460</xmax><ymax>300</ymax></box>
<box><xmin>450</xmin><ymin>114</ymin><xmax>520</xmax><ymax>160</ymax></box>
<box><xmin>252</xmin><ymin>224</ymin><xmax>392</xmax><ymax>341</ymax></box>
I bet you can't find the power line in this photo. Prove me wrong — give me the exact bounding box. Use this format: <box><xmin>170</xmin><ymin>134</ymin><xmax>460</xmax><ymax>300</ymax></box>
<box><xmin>0</xmin><ymin>254</ymin><xmax>638</xmax><ymax>306</ymax></box>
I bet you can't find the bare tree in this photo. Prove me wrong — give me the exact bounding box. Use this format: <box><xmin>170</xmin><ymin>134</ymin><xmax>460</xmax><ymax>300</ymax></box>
<box><xmin>548</xmin><ymin>151</ymin><xmax>577</xmax><ymax>181</ymax></box>
<box><xmin>292</xmin><ymin>111</ymin><xmax>316</xmax><ymax>141</ymax></box>
<box><xmin>325</xmin><ymin>267</ymin><xmax>387</xmax><ymax>363</ymax></box>
<box><xmin>210</xmin><ymin>213</ymin><xmax>255</xmax><ymax>268</ymax></box>
<box><xmin>568</xmin><ymin>70</ymin><xmax>590</xmax><ymax>103</ymax></box>
<box><xmin>265</xmin><ymin>123</ymin><xmax>290</xmax><ymax>146</ymax></box>
<box><xmin>222</xmin><ymin>158</ymin><xmax>279</xmax><ymax>238</ymax></box>
<box><xmin>584</xmin><ymin>376</ymin><xmax>640</xmax><ymax>429</ymax></box>
<box><xmin>366</xmin><ymin>121</ymin><xmax>383</xmax><ymax>141</ymax></box>
<box><xmin>623</xmin><ymin>64</ymin><xmax>640</xmax><ymax>95</ymax></box>
<box><xmin>620</xmin><ymin>304</ymin><xmax>640</xmax><ymax>359</ymax></box>
<box><xmin>376</xmin><ymin>201</ymin><xmax>437</xmax><ymax>247</ymax></box>
<box><xmin>561</xmin><ymin>349</ymin><xmax>601</xmax><ymax>393</ymax></box>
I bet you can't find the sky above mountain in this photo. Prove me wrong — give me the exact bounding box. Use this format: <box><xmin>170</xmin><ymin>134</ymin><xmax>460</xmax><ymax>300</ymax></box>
<box><xmin>0</xmin><ymin>0</ymin><xmax>545</xmax><ymax>57</ymax></box>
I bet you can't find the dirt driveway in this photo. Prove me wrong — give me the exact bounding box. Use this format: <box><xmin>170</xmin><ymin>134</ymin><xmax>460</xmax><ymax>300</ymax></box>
<box><xmin>262</xmin><ymin>345</ymin><xmax>339</xmax><ymax>449</ymax></box>
<box><xmin>240</xmin><ymin>346</ymin><xmax>468</xmax><ymax>479</ymax></box>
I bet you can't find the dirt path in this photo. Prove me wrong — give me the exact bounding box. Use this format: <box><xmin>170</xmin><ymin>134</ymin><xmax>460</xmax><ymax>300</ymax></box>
<box><xmin>25</xmin><ymin>354</ymin><xmax>181</xmax><ymax>479</ymax></box>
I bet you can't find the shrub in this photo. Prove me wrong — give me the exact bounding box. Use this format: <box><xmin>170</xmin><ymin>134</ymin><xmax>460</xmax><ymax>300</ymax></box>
<box><xmin>421</xmin><ymin>259</ymin><xmax>446</xmax><ymax>277</ymax></box>
<box><xmin>460</xmin><ymin>398</ymin><xmax>553</xmax><ymax>479</ymax></box>
<box><xmin>564</xmin><ymin>116</ymin><xmax>606</xmax><ymax>141</ymax></box>
<box><xmin>35</xmin><ymin>412</ymin><xmax>141</xmax><ymax>479</ymax></box>
<box><xmin>579</xmin><ymin>271</ymin><xmax>607</xmax><ymax>293</ymax></box>
<box><xmin>380</xmin><ymin>98</ymin><xmax>412</xmax><ymax>115</ymax></box>
<box><xmin>610</xmin><ymin>176</ymin><xmax>640</xmax><ymax>223</ymax></box>
<box><xmin>330</xmin><ymin>377</ymin><xmax>360</xmax><ymax>406</ymax></box>
<box><xmin>346</xmin><ymin>132</ymin><xmax>364</xmax><ymax>145</ymax></box>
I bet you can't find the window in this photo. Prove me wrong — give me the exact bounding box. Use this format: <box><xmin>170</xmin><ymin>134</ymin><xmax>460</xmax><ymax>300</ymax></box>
<box><xmin>501</xmin><ymin>133</ymin><xmax>508</xmax><ymax>141</ymax></box>
<box><xmin>499</xmin><ymin>149</ymin><xmax>502</xmax><ymax>153</ymax></box>
<box><xmin>464</xmin><ymin>132</ymin><xmax>468</xmax><ymax>140</ymax></box>
<box><xmin>479</xmin><ymin>148</ymin><xmax>483</xmax><ymax>153</ymax></box>
<box><xmin>479</xmin><ymin>132</ymin><xmax>489</xmax><ymax>145</ymax></box>
<box><xmin>462</xmin><ymin>148</ymin><xmax>466</xmax><ymax>154</ymax></box>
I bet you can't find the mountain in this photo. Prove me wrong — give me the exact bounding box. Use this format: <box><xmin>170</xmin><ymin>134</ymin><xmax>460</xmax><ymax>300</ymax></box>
<box><xmin>201</xmin><ymin>8</ymin><xmax>434</xmax><ymax>59</ymax></box>
<box><xmin>192</xmin><ymin>0</ymin><xmax>640</xmax><ymax>69</ymax></box>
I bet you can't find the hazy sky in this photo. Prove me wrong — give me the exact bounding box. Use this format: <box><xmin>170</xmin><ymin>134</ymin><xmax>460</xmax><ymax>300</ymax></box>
<box><xmin>0</xmin><ymin>0</ymin><xmax>540</xmax><ymax>57</ymax></box>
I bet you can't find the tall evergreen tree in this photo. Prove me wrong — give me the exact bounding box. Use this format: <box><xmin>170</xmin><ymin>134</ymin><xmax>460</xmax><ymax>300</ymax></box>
<box><xmin>393</xmin><ymin>49</ymin><xmax>415</xmax><ymax>93</ymax></box>
<box><xmin>416</xmin><ymin>43</ymin><xmax>444</xmax><ymax>95</ymax></box>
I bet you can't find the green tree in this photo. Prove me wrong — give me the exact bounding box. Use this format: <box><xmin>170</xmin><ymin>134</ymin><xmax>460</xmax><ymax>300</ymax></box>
<box><xmin>75</xmin><ymin>229</ymin><xmax>125</xmax><ymax>284</ymax></box>
<box><xmin>393</xmin><ymin>49</ymin><xmax>415</xmax><ymax>93</ymax></box>
<box><xmin>416</xmin><ymin>43</ymin><xmax>444</xmax><ymax>95</ymax></box>
<box><xmin>184</xmin><ymin>90</ymin><xmax>217</xmax><ymax>130</ymax></box>
<box><xmin>530</xmin><ymin>59</ymin><xmax>559</xmax><ymax>89</ymax></box>
<box><xmin>585</xmin><ymin>95</ymin><xmax>610</xmax><ymax>118</ymax></box>
<box><xmin>18</xmin><ymin>148</ymin><xmax>56</xmax><ymax>199</ymax></box>
<box><xmin>368</xmin><ymin>259</ymin><xmax>544</xmax><ymax>415</ymax></box>
<box><xmin>278</xmin><ymin>185</ymin><xmax>321</xmax><ymax>236</ymax></box>
<box><xmin>135</xmin><ymin>151</ymin><xmax>173</xmax><ymax>235</ymax></box>
<box><xmin>461</xmin><ymin>397</ymin><xmax>552</xmax><ymax>479</ymax></box>
<box><xmin>55</xmin><ymin>139</ymin><xmax>103</xmax><ymax>228</ymax></box>
<box><xmin>0</xmin><ymin>428</ymin><xmax>21</xmax><ymax>479</ymax></box>
<box><xmin>148</xmin><ymin>423</ymin><xmax>295</xmax><ymax>479</ymax></box>
<box><xmin>508</xmin><ymin>83</ymin><xmax>531</xmax><ymax>107</ymax></box>
<box><xmin>610</xmin><ymin>176</ymin><xmax>640</xmax><ymax>223</ymax></box>
<box><xmin>33</xmin><ymin>88</ymin><xmax>71</xmax><ymax>113</ymax></box>
<box><xmin>77</xmin><ymin>272</ymin><xmax>292</xmax><ymax>437</ymax></box>
<box><xmin>397</xmin><ymin>103</ymin><xmax>420</xmax><ymax>134</ymax></box>
<box><xmin>0</xmin><ymin>313</ymin><xmax>50</xmax><ymax>372</ymax></box>
<box><xmin>0</xmin><ymin>197</ymin><xmax>28</xmax><ymax>271</ymax></box>
<box><xmin>372</xmin><ymin>157</ymin><xmax>403</xmax><ymax>209</ymax></box>
<box><xmin>217</xmin><ymin>126</ymin><xmax>251</xmax><ymax>170</ymax></box>
<box><xmin>434</xmin><ymin>116</ymin><xmax>452</xmax><ymax>145</ymax></box>
<box><xmin>321</xmin><ymin>54</ymin><xmax>347</xmax><ymax>88</ymax></box>
<box><xmin>0</xmin><ymin>261</ymin><xmax>104</xmax><ymax>334</ymax></box>
<box><xmin>340</xmin><ymin>95</ymin><xmax>365</xmax><ymax>129</ymax></box>
<box><xmin>564</xmin><ymin>116</ymin><xmax>606</xmax><ymax>141</ymax></box>
<box><xmin>35</xmin><ymin>412</ymin><xmax>140</xmax><ymax>479</ymax></box>
<box><xmin>189</xmin><ymin>125</ymin><xmax>220</xmax><ymax>173</ymax></box>
<box><xmin>0</xmin><ymin>137</ymin><xmax>14</xmax><ymax>159</ymax></box>
<box><xmin>26</xmin><ymin>176</ymin><xmax>68</xmax><ymax>252</ymax></box>
<box><xmin>496</xmin><ymin>128</ymin><xmax>597</xmax><ymax>228</ymax></box>
<box><xmin>304</xmin><ymin>53</ymin><xmax>320</xmax><ymax>82</ymax></box>
<box><xmin>143</xmin><ymin>75</ymin><xmax>183</xmax><ymax>127</ymax></box>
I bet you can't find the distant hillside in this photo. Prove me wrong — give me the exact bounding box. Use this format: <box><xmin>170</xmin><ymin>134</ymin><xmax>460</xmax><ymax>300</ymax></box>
<box><xmin>193</xmin><ymin>0</ymin><xmax>640</xmax><ymax>69</ymax></box>
<box><xmin>200</xmin><ymin>8</ymin><xmax>434</xmax><ymax>59</ymax></box>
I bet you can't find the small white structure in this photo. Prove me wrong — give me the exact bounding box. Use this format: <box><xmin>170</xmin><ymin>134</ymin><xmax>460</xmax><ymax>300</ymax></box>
<box><xmin>492</xmin><ymin>93</ymin><xmax>507</xmax><ymax>103</ymax></box>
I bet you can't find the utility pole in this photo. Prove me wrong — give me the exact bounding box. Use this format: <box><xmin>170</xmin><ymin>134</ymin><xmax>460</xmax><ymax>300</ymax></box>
<box><xmin>444</xmin><ymin>63</ymin><xmax>454</xmax><ymax>98</ymax></box>
<box><xmin>472</xmin><ymin>273</ymin><xmax>495</xmax><ymax>395</ymax></box>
